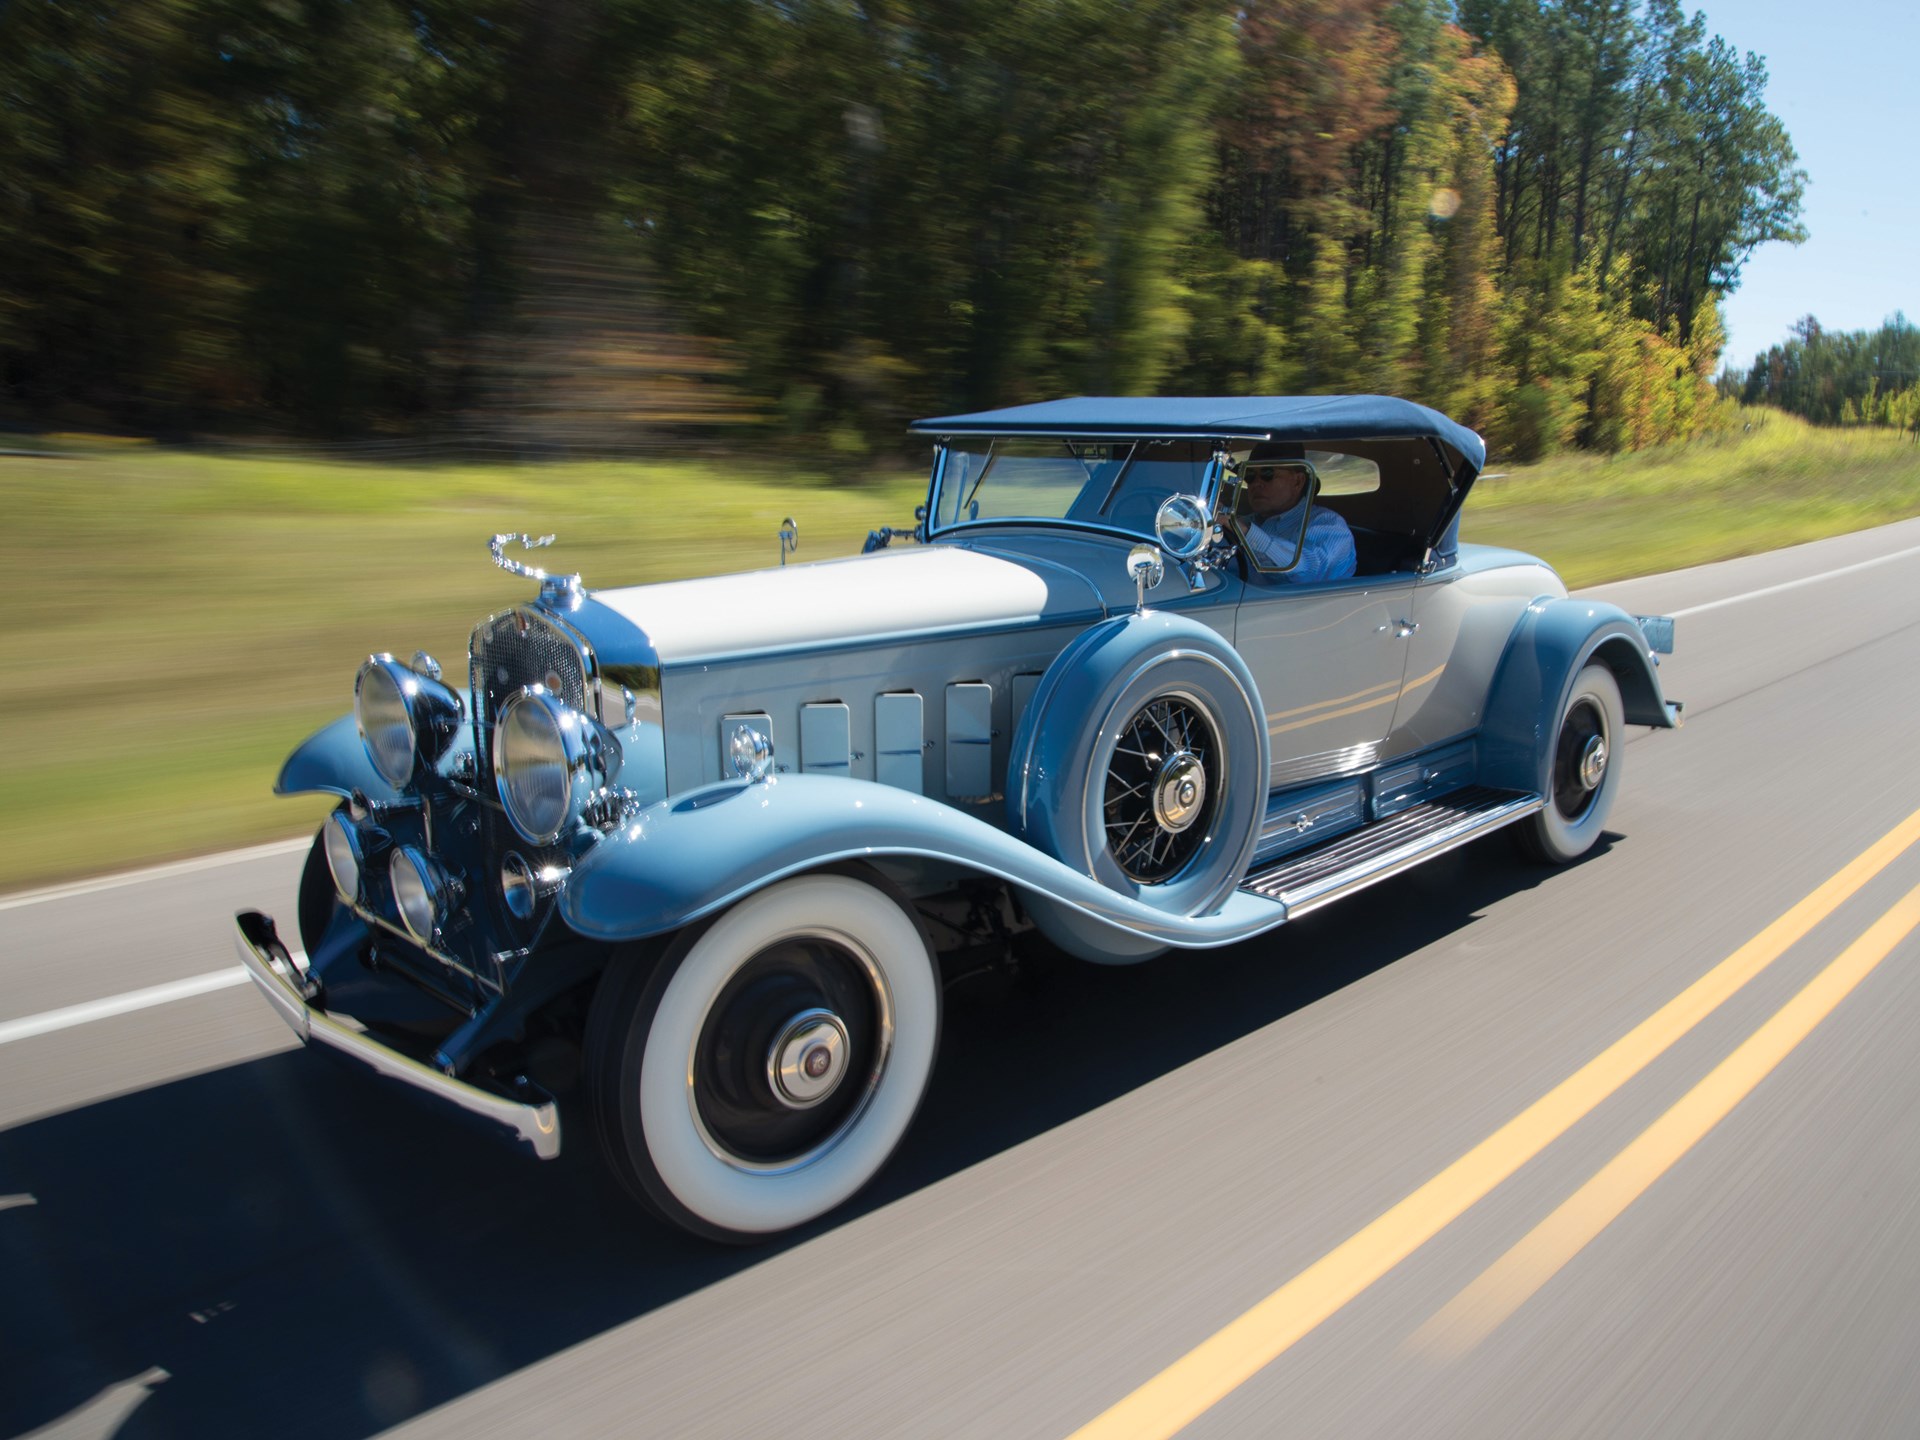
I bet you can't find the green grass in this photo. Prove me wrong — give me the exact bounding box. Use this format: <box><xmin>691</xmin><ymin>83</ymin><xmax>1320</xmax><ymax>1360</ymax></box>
<box><xmin>1465</xmin><ymin>410</ymin><xmax>1920</xmax><ymax>588</ymax></box>
<box><xmin>2</xmin><ymin>409</ymin><xmax>1916</xmax><ymax>890</ymax></box>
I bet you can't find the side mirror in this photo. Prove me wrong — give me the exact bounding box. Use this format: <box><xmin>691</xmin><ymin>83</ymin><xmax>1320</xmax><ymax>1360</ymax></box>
<box><xmin>1154</xmin><ymin>494</ymin><xmax>1211</xmax><ymax>560</ymax></box>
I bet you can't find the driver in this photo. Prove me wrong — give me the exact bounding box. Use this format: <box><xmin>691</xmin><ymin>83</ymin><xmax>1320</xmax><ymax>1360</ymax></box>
<box><xmin>1240</xmin><ymin>452</ymin><xmax>1356</xmax><ymax>582</ymax></box>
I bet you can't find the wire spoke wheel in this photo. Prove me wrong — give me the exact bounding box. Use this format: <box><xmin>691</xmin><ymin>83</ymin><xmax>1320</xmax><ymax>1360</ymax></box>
<box><xmin>1103</xmin><ymin>695</ymin><xmax>1218</xmax><ymax>883</ymax></box>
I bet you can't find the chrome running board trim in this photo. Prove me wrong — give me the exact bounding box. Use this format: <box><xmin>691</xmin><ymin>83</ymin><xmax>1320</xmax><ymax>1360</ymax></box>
<box><xmin>233</xmin><ymin>911</ymin><xmax>561</xmax><ymax>1160</ymax></box>
<box><xmin>1240</xmin><ymin>786</ymin><xmax>1541</xmax><ymax>917</ymax></box>
<box><xmin>1266</xmin><ymin>740</ymin><xmax>1382</xmax><ymax>790</ymax></box>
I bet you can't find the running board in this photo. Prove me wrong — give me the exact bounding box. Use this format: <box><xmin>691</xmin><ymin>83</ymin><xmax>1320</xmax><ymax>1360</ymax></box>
<box><xmin>1241</xmin><ymin>785</ymin><xmax>1541</xmax><ymax>918</ymax></box>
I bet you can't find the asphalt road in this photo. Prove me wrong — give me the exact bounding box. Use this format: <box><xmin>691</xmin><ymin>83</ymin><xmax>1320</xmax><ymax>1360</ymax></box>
<box><xmin>5</xmin><ymin>517</ymin><xmax>1920</xmax><ymax>1440</ymax></box>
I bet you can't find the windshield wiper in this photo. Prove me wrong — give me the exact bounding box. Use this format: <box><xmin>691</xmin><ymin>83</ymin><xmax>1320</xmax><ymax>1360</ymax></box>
<box><xmin>1088</xmin><ymin>441</ymin><xmax>1141</xmax><ymax>516</ymax></box>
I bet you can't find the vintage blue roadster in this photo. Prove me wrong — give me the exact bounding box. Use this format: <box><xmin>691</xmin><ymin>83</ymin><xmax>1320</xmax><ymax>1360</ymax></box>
<box><xmin>235</xmin><ymin>395</ymin><xmax>1679</xmax><ymax>1240</ymax></box>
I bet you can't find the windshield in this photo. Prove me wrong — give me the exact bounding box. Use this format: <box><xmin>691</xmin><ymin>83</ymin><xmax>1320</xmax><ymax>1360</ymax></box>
<box><xmin>930</xmin><ymin>438</ymin><xmax>1215</xmax><ymax>538</ymax></box>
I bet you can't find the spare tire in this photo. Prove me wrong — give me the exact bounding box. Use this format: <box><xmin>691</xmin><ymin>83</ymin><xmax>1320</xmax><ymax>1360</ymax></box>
<box><xmin>1008</xmin><ymin>612</ymin><xmax>1268</xmax><ymax>918</ymax></box>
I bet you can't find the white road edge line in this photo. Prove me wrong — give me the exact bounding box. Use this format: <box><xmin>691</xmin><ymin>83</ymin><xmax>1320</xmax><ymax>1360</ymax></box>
<box><xmin>0</xmin><ymin>836</ymin><xmax>312</xmax><ymax>914</ymax></box>
<box><xmin>1668</xmin><ymin>542</ymin><xmax>1920</xmax><ymax>618</ymax></box>
<box><xmin>0</xmin><ymin>967</ymin><xmax>250</xmax><ymax>1045</ymax></box>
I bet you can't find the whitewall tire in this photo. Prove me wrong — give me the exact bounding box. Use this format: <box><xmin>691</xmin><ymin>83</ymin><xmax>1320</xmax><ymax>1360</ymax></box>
<box><xmin>587</xmin><ymin>871</ymin><xmax>940</xmax><ymax>1242</ymax></box>
<box><xmin>1515</xmin><ymin>662</ymin><xmax>1625</xmax><ymax>864</ymax></box>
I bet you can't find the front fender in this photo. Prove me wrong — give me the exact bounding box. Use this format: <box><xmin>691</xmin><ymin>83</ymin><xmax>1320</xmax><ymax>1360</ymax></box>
<box><xmin>558</xmin><ymin>774</ymin><xmax>1287</xmax><ymax>951</ymax></box>
<box><xmin>276</xmin><ymin>714</ymin><xmax>404</xmax><ymax>803</ymax></box>
<box><xmin>1478</xmin><ymin>598</ymin><xmax>1677</xmax><ymax>795</ymax></box>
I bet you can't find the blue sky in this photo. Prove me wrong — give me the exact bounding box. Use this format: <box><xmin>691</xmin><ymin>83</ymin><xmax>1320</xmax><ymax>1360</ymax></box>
<box><xmin>1697</xmin><ymin>0</ymin><xmax>1919</xmax><ymax>367</ymax></box>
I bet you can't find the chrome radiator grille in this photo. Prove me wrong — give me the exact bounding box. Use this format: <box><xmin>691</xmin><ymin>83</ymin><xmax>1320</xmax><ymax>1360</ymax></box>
<box><xmin>470</xmin><ymin>608</ymin><xmax>594</xmax><ymax>779</ymax></box>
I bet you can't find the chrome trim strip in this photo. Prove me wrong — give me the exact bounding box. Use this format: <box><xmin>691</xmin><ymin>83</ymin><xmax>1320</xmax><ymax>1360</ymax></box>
<box><xmin>234</xmin><ymin>911</ymin><xmax>560</xmax><ymax>1160</ymax></box>
<box><xmin>1268</xmin><ymin>741</ymin><xmax>1382</xmax><ymax>789</ymax></box>
<box><xmin>1260</xmin><ymin>793</ymin><xmax>1541</xmax><ymax>918</ymax></box>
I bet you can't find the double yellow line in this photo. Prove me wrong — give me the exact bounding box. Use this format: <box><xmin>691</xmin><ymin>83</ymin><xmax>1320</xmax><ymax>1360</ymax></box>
<box><xmin>1070</xmin><ymin>804</ymin><xmax>1920</xmax><ymax>1440</ymax></box>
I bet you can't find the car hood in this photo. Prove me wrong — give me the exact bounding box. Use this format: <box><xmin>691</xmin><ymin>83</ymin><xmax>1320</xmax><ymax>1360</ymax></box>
<box><xmin>590</xmin><ymin>543</ymin><xmax>1105</xmax><ymax>665</ymax></box>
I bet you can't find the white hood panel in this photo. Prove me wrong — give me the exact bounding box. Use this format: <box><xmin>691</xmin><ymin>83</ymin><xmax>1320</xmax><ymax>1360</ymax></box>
<box><xmin>592</xmin><ymin>545</ymin><xmax>1090</xmax><ymax>664</ymax></box>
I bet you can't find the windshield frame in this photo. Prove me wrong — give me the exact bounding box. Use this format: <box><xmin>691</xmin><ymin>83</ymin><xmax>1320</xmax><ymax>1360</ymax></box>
<box><xmin>924</xmin><ymin>435</ymin><xmax>1227</xmax><ymax>543</ymax></box>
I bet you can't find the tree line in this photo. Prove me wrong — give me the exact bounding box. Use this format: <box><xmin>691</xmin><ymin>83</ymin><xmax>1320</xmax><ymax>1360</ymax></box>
<box><xmin>1730</xmin><ymin>315</ymin><xmax>1920</xmax><ymax>437</ymax></box>
<box><xmin>0</xmin><ymin>0</ymin><xmax>1810</xmax><ymax>459</ymax></box>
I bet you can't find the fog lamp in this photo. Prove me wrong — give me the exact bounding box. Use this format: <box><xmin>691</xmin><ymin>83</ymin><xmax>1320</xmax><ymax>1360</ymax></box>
<box><xmin>322</xmin><ymin>812</ymin><xmax>363</xmax><ymax>903</ymax></box>
<box><xmin>390</xmin><ymin>846</ymin><xmax>453</xmax><ymax>944</ymax></box>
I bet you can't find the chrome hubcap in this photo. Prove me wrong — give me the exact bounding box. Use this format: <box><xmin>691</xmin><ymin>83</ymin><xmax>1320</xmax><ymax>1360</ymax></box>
<box><xmin>1151</xmin><ymin>752</ymin><xmax>1208</xmax><ymax>833</ymax></box>
<box><xmin>767</xmin><ymin>1008</ymin><xmax>850</xmax><ymax>1109</ymax></box>
<box><xmin>1551</xmin><ymin>696</ymin><xmax>1610</xmax><ymax>822</ymax></box>
<box><xmin>1578</xmin><ymin>734</ymin><xmax>1608</xmax><ymax>791</ymax></box>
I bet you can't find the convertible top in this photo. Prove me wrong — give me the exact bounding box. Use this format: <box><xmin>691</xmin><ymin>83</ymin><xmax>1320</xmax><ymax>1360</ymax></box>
<box><xmin>911</xmin><ymin>394</ymin><xmax>1485</xmax><ymax>473</ymax></box>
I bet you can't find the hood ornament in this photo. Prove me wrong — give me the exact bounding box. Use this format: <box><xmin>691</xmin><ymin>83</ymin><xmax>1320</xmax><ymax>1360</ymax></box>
<box><xmin>490</xmin><ymin>533</ymin><xmax>583</xmax><ymax>608</ymax></box>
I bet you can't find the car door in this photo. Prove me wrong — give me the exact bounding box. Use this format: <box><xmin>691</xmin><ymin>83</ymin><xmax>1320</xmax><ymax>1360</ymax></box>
<box><xmin>1235</xmin><ymin>572</ymin><xmax>1419</xmax><ymax>788</ymax></box>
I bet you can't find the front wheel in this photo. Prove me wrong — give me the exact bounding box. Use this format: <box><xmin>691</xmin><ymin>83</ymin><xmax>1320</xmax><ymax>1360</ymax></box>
<box><xmin>1514</xmin><ymin>662</ymin><xmax>1625</xmax><ymax>864</ymax></box>
<box><xmin>585</xmin><ymin>871</ymin><xmax>940</xmax><ymax>1242</ymax></box>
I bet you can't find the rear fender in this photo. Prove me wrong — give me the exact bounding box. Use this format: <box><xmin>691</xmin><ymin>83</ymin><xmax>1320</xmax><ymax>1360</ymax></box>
<box><xmin>1478</xmin><ymin>598</ymin><xmax>1676</xmax><ymax>795</ymax></box>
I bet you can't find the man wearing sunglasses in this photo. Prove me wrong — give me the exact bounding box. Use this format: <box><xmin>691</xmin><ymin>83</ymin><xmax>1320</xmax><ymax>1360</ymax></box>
<box><xmin>1240</xmin><ymin>458</ymin><xmax>1356</xmax><ymax>582</ymax></box>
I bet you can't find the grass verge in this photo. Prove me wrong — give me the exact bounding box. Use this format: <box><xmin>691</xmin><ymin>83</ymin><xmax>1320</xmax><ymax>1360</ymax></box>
<box><xmin>3</xmin><ymin>408</ymin><xmax>1916</xmax><ymax>890</ymax></box>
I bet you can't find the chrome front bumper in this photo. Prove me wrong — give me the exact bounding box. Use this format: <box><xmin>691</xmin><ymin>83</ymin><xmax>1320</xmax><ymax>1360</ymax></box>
<box><xmin>233</xmin><ymin>910</ymin><xmax>561</xmax><ymax>1159</ymax></box>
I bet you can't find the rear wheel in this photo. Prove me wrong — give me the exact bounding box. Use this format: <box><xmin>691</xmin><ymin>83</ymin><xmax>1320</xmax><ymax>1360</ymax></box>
<box><xmin>1515</xmin><ymin>662</ymin><xmax>1624</xmax><ymax>864</ymax></box>
<box><xmin>585</xmin><ymin>872</ymin><xmax>940</xmax><ymax>1242</ymax></box>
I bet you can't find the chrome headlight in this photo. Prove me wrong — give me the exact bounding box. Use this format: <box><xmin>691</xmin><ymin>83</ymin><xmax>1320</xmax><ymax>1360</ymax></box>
<box><xmin>390</xmin><ymin>846</ymin><xmax>452</xmax><ymax>943</ymax></box>
<box><xmin>494</xmin><ymin>688</ymin><xmax>623</xmax><ymax>845</ymax></box>
<box><xmin>1154</xmin><ymin>494</ymin><xmax>1212</xmax><ymax>559</ymax></box>
<box><xmin>322</xmin><ymin>812</ymin><xmax>363</xmax><ymax>903</ymax></box>
<box><xmin>355</xmin><ymin>654</ymin><xmax>465</xmax><ymax>787</ymax></box>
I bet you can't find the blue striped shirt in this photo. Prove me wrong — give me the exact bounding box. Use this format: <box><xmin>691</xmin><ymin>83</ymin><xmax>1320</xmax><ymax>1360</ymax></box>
<box><xmin>1245</xmin><ymin>500</ymin><xmax>1357</xmax><ymax>582</ymax></box>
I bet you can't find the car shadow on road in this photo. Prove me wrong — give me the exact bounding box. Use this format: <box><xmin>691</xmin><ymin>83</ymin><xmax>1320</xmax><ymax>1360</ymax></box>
<box><xmin>0</xmin><ymin>833</ymin><xmax>1605</xmax><ymax>1440</ymax></box>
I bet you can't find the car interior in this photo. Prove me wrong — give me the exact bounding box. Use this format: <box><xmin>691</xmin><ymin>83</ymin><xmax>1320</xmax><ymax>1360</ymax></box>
<box><xmin>1226</xmin><ymin>436</ymin><xmax>1464</xmax><ymax>581</ymax></box>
